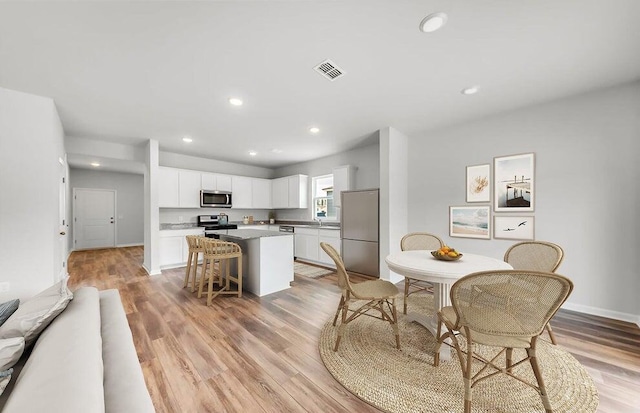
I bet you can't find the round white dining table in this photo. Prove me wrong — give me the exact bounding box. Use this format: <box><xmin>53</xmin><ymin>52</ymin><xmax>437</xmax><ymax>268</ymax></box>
<box><xmin>385</xmin><ymin>250</ymin><xmax>512</xmax><ymax>361</ymax></box>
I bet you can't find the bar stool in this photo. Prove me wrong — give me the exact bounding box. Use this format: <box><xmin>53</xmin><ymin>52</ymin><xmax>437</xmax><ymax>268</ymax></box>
<box><xmin>183</xmin><ymin>235</ymin><xmax>205</xmax><ymax>292</ymax></box>
<box><xmin>198</xmin><ymin>239</ymin><xmax>243</xmax><ymax>306</ymax></box>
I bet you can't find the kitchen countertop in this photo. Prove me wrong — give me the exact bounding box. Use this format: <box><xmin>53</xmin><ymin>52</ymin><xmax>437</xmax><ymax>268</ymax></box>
<box><xmin>159</xmin><ymin>221</ymin><xmax>341</xmax><ymax>231</ymax></box>
<box><xmin>209</xmin><ymin>229</ymin><xmax>291</xmax><ymax>240</ymax></box>
<box><xmin>160</xmin><ymin>223</ymin><xmax>199</xmax><ymax>230</ymax></box>
<box><xmin>292</xmin><ymin>224</ymin><xmax>340</xmax><ymax>230</ymax></box>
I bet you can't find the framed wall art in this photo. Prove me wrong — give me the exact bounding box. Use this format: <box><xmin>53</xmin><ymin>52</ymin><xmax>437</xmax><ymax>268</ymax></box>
<box><xmin>494</xmin><ymin>215</ymin><xmax>535</xmax><ymax>240</ymax></box>
<box><xmin>449</xmin><ymin>206</ymin><xmax>491</xmax><ymax>239</ymax></box>
<box><xmin>466</xmin><ymin>163</ymin><xmax>490</xmax><ymax>203</ymax></box>
<box><xmin>494</xmin><ymin>152</ymin><xmax>535</xmax><ymax>212</ymax></box>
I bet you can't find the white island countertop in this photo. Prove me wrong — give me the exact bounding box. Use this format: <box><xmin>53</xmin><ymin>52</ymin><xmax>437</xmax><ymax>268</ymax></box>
<box><xmin>208</xmin><ymin>229</ymin><xmax>287</xmax><ymax>240</ymax></box>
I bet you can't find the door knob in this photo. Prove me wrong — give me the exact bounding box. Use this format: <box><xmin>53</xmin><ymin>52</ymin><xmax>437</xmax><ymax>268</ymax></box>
<box><xmin>59</xmin><ymin>231</ymin><xmax>66</xmax><ymax>235</ymax></box>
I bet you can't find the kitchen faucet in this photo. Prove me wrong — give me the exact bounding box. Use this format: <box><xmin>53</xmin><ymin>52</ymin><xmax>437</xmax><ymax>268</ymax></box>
<box><xmin>314</xmin><ymin>217</ymin><xmax>323</xmax><ymax>227</ymax></box>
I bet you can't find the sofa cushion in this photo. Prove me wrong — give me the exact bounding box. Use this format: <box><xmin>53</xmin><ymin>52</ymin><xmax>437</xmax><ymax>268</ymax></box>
<box><xmin>0</xmin><ymin>278</ymin><xmax>73</xmax><ymax>346</ymax></box>
<box><xmin>0</xmin><ymin>300</ymin><xmax>19</xmax><ymax>327</ymax></box>
<box><xmin>0</xmin><ymin>369</ymin><xmax>12</xmax><ymax>397</ymax></box>
<box><xmin>100</xmin><ymin>289</ymin><xmax>155</xmax><ymax>413</ymax></box>
<box><xmin>0</xmin><ymin>337</ymin><xmax>24</xmax><ymax>397</ymax></box>
<box><xmin>1</xmin><ymin>287</ymin><xmax>104</xmax><ymax>413</ymax></box>
<box><xmin>0</xmin><ymin>337</ymin><xmax>24</xmax><ymax>371</ymax></box>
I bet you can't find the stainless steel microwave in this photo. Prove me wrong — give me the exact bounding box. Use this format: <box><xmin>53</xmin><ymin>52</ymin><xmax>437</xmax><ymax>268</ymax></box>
<box><xmin>200</xmin><ymin>190</ymin><xmax>232</xmax><ymax>208</ymax></box>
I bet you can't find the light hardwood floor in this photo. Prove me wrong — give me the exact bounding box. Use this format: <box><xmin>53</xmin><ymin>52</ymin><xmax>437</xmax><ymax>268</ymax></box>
<box><xmin>68</xmin><ymin>246</ymin><xmax>640</xmax><ymax>413</ymax></box>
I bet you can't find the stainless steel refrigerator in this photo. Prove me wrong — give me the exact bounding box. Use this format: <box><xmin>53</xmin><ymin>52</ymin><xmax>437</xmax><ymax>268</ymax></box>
<box><xmin>340</xmin><ymin>189</ymin><xmax>379</xmax><ymax>278</ymax></box>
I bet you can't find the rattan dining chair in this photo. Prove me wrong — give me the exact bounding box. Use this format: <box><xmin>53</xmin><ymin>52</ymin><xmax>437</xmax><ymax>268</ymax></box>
<box><xmin>433</xmin><ymin>270</ymin><xmax>573</xmax><ymax>413</ymax></box>
<box><xmin>400</xmin><ymin>232</ymin><xmax>444</xmax><ymax>314</ymax></box>
<box><xmin>320</xmin><ymin>242</ymin><xmax>400</xmax><ymax>351</ymax></box>
<box><xmin>504</xmin><ymin>241</ymin><xmax>565</xmax><ymax>344</ymax></box>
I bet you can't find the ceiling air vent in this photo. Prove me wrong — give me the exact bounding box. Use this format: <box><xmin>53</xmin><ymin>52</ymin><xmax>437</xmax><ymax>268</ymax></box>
<box><xmin>314</xmin><ymin>59</ymin><xmax>345</xmax><ymax>81</ymax></box>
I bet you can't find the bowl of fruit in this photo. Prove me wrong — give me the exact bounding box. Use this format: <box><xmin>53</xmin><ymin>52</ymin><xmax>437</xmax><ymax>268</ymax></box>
<box><xmin>431</xmin><ymin>246</ymin><xmax>462</xmax><ymax>261</ymax></box>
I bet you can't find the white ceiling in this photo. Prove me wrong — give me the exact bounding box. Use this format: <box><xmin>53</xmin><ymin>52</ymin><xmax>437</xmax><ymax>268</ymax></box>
<box><xmin>1</xmin><ymin>1</ymin><xmax>639</xmax><ymax>169</ymax></box>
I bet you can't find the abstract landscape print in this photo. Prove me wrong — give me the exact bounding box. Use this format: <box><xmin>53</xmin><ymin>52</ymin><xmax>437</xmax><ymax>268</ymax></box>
<box><xmin>494</xmin><ymin>153</ymin><xmax>535</xmax><ymax>212</ymax></box>
<box><xmin>449</xmin><ymin>206</ymin><xmax>491</xmax><ymax>239</ymax></box>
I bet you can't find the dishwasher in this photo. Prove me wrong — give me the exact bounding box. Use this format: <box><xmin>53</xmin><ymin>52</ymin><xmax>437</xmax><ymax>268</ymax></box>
<box><xmin>279</xmin><ymin>226</ymin><xmax>295</xmax><ymax>258</ymax></box>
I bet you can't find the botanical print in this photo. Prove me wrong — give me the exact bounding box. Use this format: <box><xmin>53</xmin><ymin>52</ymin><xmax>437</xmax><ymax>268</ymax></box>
<box><xmin>466</xmin><ymin>164</ymin><xmax>490</xmax><ymax>203</ymax></box>
<box><xmin>494</xmin><ymin>153</ymin><xmax>535</xmax><ymax>212</ymax></box>
<box><xmin>494</xmin><ymin>215</ymin><xmax>535</xmax><ymax>240</ymax></box>
<box><xmin>449</xmin><ymin>206</ymin><xmax>491</xmax><ymax>239</ymax></box>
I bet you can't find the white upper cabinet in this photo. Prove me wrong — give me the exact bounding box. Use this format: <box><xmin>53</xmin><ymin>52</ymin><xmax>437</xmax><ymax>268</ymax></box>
<box><xmin>201</xmin><ymin>173</ymin><xmax>233</xmax><ymax>192</ymax></box>
<box><xmin>288</xmin><ymin>174</ymin><xmax>308</xmax><ymax>208</ymax></box>
<box><xmin>332</xmin><ymin>165</ymin><xmax>355</xmax><ymax>208</ymax></box>
<box><xmin>271</xmin><ymin>177</ymin><xmax>289</xmax><ymax>209</ymax></box>
<box><xmin>201</xmin><ymin>173</ymin><xmax>215</xmax><ymax>191</ymax></box>
<box><xmin>159</xmin><ymin>167</ymin><xmax>203</xmax><ymax>208</ymax></box>
<box><xmin>252</xmin><ymin>178</ymin><xmax>272</xmax><ymax>209</ymax></box>
<box><xmin>178</xmin><ymin>170</ymin><xmax>201</xmax><ymax>208</ymax></box>
<box><xmin>159</xmin><ymin>167</ymin><xmax>306</xmax><ymax>209</ymax></box>
<box><xmin>231</xmin><ymin>176</ymin><xmax>252</xmax><ymax>209</ymax></box>
<box><xmin>271</xmin><ymin>175</ymin><xmax>308</xmax><ymax>209</ymax></box>
<box><xmin>158</xmin><ymin>167</ymin><xmax>179</xmax><ymax>208</ymax></box>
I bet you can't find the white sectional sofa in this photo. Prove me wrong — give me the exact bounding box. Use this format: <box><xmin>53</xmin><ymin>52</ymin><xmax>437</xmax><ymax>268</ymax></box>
<box><xmin>0</xmin><ymin>287</ymin><xmax>155</xmax><ymax>412</ymax></box>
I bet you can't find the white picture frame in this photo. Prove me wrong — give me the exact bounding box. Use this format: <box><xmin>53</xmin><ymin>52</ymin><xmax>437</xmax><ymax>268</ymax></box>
<box><xmin>449</xmin><ymin>205</ymin><xmax>491</xmax><ymax>239</ymax></box>
<box><xmin>493</xmin><ymin>215</ymin><xmax>535</xmax><ymax>240</ymax></box>
<box><xmin>494</xmin><ymin>152</ymin><xmax>535</xmax><ymax>212</ymax></box>
<box><xmin>466</xmin><ymin>163</ymin><xmax>491</xmax><ymax>203</ymax></box>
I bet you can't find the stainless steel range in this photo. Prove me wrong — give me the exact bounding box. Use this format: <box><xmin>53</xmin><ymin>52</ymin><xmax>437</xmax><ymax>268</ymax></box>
<box><xmin>197</xmin><ymin>215</ymin><xmax>238</xmax><ymax>238</ymax></box>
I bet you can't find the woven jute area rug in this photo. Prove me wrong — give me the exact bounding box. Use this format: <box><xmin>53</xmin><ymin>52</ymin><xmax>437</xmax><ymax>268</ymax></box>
<box><xmin>319</xmin><ymin>294</ymin><xmax>598</xmax><ymax>413</ymax></box>
<box><xmin>294</xmin><ymin>261</ymin><xmax>335</xmax><ymax>279</ymax></box>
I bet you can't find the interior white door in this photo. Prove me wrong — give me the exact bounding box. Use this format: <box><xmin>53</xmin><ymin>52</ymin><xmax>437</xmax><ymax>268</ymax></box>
<box><xmin>58</xmin><ymin>161</ymin><xmax>68</xmax><ymax>281</ymax></box>
<box><xmin>74</xmin><ymin>188</ymin><xmax>116</xmax><ymax>250</ymax></box>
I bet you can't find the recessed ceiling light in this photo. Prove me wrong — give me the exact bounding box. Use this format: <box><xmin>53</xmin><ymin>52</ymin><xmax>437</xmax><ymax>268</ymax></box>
<box><xmin>182</xmin><ymin>136</ymin><xmax>193</xmax><ymax>143</ymax></box>
<box><xmin>271</xmin><ymin>149</ymin><xmax>283</xmax><ymax>154</ymax></box>
<box><xmin>90</xmin><ymin>162</ymin><xmax>100</xmax><ymax>167</ymax></box>
<box><xmin>419</xmin><ymin>12</ymin><xmax>448</xmax><ymax>33</ymax></box>
<box><xmin>309</xmin><ymin>127</ymin><xmax>320</xmax><ymax>134</ymax></box>
<box><xmin>229</xmin><ymin>98</ymin><xmax>243</xmax><ymax>106</ymax></box>
<box><xmin>248</xmin><ymin>151</ymin><xmax>257</xmax><ymax>156</ymax></box>
<box><xmin>461</xmin><ymin>86</ymin><xmax>480</xmax><ymax>95</ymax></box>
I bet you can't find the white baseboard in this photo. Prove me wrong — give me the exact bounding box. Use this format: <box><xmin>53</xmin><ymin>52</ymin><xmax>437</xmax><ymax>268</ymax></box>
<box><xmin>69</xmin><ymin>244</ymin><xmax>143</xmax><ymax>253</ymax></box>
<box><xmin>562</xmin><ymin>302</ymin><xmax>640</xmax><ymax>327</ymax></box>
<box><xmin>142</xmin><ymin>264</ymin><xmax>161</xmax><ymax>276</ymax></box>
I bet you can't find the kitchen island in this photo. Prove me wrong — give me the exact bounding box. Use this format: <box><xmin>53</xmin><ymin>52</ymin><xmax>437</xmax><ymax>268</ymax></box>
<box><xmin>207</xmin><ymin>229</ymin><xmax>294</xmax><ymax>297</ymax></box>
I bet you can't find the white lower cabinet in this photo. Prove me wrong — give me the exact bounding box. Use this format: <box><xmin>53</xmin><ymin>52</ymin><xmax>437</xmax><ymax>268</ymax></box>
<box><xmin>159</xmin><ymin>229</ymin><xmax>204</xmax><ymax>269</ymax></box>
<box><xmin>294</xmin><ymin>227</ymin><xmax>340</xmax><ymax>268</ymax></box>
<box><xmin>159</xmin><ymin>237</ymin><xmax>183</xmax><ymax>267</ymax></box>
<box><xmin>295</xmin><ymin>230</ymin><xmax>319</xmax><ymax>262</ymax></box>
<box><xmin>318</xmin><ymin>229</ymin><xmax>341</xmax><ymax>266</ymax></box>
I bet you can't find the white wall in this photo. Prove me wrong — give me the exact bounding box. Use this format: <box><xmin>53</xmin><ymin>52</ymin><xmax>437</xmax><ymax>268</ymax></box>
<box><xmin>143</xmin><ymin>139</ymin><xmax>161</xmax><ymax>275</ymax></box>
<box><xmin>65</xmin><ymin>136</ymin><xmax>145</xmax><ymax>175</ymax></box>
<box><xmin>0</xmin><ymin>87</ymin><xmax>66</xmax><ymax>301</ymax></box>
<box><xmin>69</xmin><ymin>168</ymin><xmax>144</xmax><ymax>246</ymax></box>
<box><xmin>408</xmin><ymin>81</ymin><xmax>640</xmax><ymax>323</ymax></box>
<box><xmin>160</xmin><ymin>151</ymin><xmax>274</xmax><ymax>179</ymax></box>
<box><xmin>272</xmin><ymin>143</ymin><xmax>380</xmax><ymax>221</ymax></box>
<box><xmin>380</xmin><ymin>128</ymin><xmax>408</xmax><ymax>283</ymax></box>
